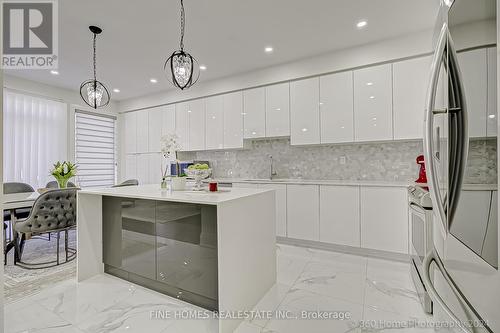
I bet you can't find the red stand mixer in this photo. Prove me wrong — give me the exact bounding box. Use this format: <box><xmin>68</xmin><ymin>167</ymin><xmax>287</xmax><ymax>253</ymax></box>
<box><xmin>415</xmin><ymin>155</ymin><xmax>428</xmax><ymax>188</ymax></box>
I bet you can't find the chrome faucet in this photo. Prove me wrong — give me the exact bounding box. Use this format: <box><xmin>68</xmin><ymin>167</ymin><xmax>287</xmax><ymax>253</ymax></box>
<box><xmin>269</xmin><ymin>155</ymin><xmax>277</xmax><ymax>180</ymax></box>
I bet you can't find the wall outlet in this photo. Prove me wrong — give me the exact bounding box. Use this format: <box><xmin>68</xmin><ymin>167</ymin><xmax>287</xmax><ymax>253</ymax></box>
<box><xmin>339</xmin><ymin>156</ymin><xmax>347</xmax><ymax>165</ymax></box>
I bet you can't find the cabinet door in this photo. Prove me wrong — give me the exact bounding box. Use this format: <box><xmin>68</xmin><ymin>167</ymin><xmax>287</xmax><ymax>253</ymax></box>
<box><xmin>205</xmin><ymin>95</ymin><xmax>224</xmax><ymax>150</ymax></box>
<box><xmin>266</xmin><ymin>83</ymin><xmax>290</xmax><ymax>137</ymax></box>
<box><xmin>147</xmin><ymin>153</ymin><xmax>162</xmax><ymax>184</ymax></box>
<box><xmin>188</xmin><ymin>99</ymin><xmax>206</xmax><ymax>151</ymax></box>
<box><xmin>360</xmin><ymin>187</ymin><xmax>408</xmax><ymax>253</ymax></box>
<box><xmin>290</xmin><ymin>77</ymin><xmax>320</xmax><ymax>145</ymax></box>
<box><xmin>487</xmin><ymin>47</ymin><xmax>497</xmax><ymax>137</ymax></box>
<box><xmin>320</xmin><ymin>71</ymin><xmax>354</xmax><ymax>143</ymax></box>
<box><xmin>161</xmin><ymin>105</ymin><xmax>176</xmax><ymax>137</ymax></box>
<box><xmin>243</xmin><ymin>87</ymin><xmax>266</xmax><ymax>139</ymax></box>
<box><xmin>354</xmin><ymin>64</ymin><xmax>393</xmax><ymax>142</ymax></box>
<box><xmin>136</xmin><ymin>112</ymin><xmax>149</xmax><ymax>153</ymax></box>
<box><xmin>320</xmin><ymin>185</ymin><xmax>360</xmax><ymax>247</ymax></box>
<box><xmin>458</xmin><ymin>48</ymin><xmax>487</xmax><ymax>137</ymax></box>
<box><xmin>124</xmin><ymin>112</ymin><xmax>137</xmax><ymax>154</ymax></box>
<box><xmin>260</xmin><ymin>183</ymin><xmax>287</xmax><ymax>237</ymax></box>
<box><xmin>287</xmin><ymin>185</ymin><xmax>319</xmax><ymax>241</ymax></box>
<box><xmin>223</xmin><ymin>91</ymin><xmax>244</xmax><ymax>149</ymax></box>
<box><xmin>125</xmin><ymin>154</ymin><xmax>137</xmax><ymax>181</ymax></box>
<box><xmin>136</xmin><ymin>154</ymin><xmax>149</xmax><ymax>185</ymax></box>
<box><xmin>393</xmin><ymin>56</ymin><xmax>432</xmax><ymax>140</ymax></box>
<box><xmin>148</xmin><ymin>107</ymin><xmax>162</xmax><ymax>152</ymax></box>
<box><xmin>175</xmin><ymin>102</ymin><xmax>189</xmax><ymax>151</ymax></box>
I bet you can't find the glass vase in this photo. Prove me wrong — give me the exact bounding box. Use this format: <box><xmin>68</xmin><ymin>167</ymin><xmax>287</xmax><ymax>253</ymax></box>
<box><xmin>57</xmin><ymin>178</ymin><xmax>69</xmax><ymax>188</ymax></box>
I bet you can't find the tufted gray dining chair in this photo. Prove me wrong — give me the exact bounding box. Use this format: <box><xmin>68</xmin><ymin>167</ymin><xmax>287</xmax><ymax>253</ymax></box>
<box><xmin>45</xmin><ymin>181</ymin><xmax>77</xmax><ymax>188</ymax></box>
<box><xmin>14</xmin><ymin>188</ymin><xmax>77</xmax><ymax>268</ymax></box>
<box><xmin>112</xmin><ymin>179</ymin><xmax>139</xmax><ymax>187</ymax></box>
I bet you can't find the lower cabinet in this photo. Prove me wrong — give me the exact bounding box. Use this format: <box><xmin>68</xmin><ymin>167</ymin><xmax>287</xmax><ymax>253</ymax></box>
<box><xmin>286</xmin><ymin>185</ymin><xmax>319</xmax><ymax>241</ymax></box>
<box><xmin>360</xmin><ymin>186</ymin><xmax>408</xmax><ymax>254</ymax></box>
<box><xmin>319</xmin><ymin>185</ymin><xmax>360</xmax><ymax>247</ymax></box>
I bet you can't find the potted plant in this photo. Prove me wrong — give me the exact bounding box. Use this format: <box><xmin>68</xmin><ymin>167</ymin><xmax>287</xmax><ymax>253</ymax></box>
<box><xmin>50</xmin><ymin>161</ymin><xmax>77</xmax><ymax>188</ymax></box>
<box><xmin>160</xmin><ymin>134</ymin><xmax>186</xmax><ymax>190</ymax></box>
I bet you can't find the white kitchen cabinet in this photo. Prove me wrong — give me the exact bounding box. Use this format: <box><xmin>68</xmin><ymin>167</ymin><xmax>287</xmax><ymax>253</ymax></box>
<box><xmin>136</xmin><ymin>154</ymin><xmax>149</xmax><ymax>185</ymax></box>
<box><xmin>223</xmin><ymin>91</ymin><xmax>244</xmax><ymax>149</ymax></box>
<box><xmin>320</xmin><ymin>185</ymin><xmax>360</xmax><ymax>247</ymax></box>
<box><xmin>161</xmin><ymin>105</ymin><xmax>176</xmax><ymax>137</ymax></box>
<box><xmin>360</xmin><ymin>187</ymin><xmax>408</xmax><ymax>254</ymax></box>
<box><xmin>287</xmin><ymin>185</ymin><xmax>319</xmax><ymax>241</ymax></box>
<box><xmin>243</xmin><ymin>87</ymin><xmax>266</xmax><ymax>139</ymax></box>
<box><xmin>354</xmin><ymin>64</ymin><xmax>393</xmax><ymax>142</ymax></box>
<box><xmin>487</xmin><ymin>47</ymin><xmax>497</xmax><ymax>137</ymax></box>
<box><xmin>260</xmin><ymin>183</ymin><xmax>287</xmax><ymax>237</ymax></box>
<box><xmin>393</xmin><ymin>56</ymin><xmax>432</xmax><ymax>140</ymax></box>
<box><xmin>175</xmin><ymin>102</ymin><xmax>189</xmax><ymax>151</ymax></box>
<box><xmin>266</xmin><ymin>83</ymin><xmax>290</xmax><ymax>137</ymax></box>
<box><xmin>188</xmin><ymin>99</ymin><xmax>206</xmax><ymax>151</ymax></box>
<box><xmin>124</xmin><ymin>112</ymin><xmax>137</xmax><ymax>154</ymax></box>
<box><xmin>125</xmin><ymin>154</ymin><xmax>137</xmax><ymax>181</ymax></box>
<box><xmin>458</xmin><ymin>48</ymin><xmax>487</xmax><ymax>137</ymax></box>
<box><xmin>136</xmin><ymin>111</ymin><xmax>149</xmax><ymax>153</ymax></box>
<box><xmin>205</xmin><ymin>95</ymin><xmax>224</xmax><ymax>149</ymax></box>
<box><xmin>147</xmin><ymin>153</ymin><xmax>162</xmax><ymax>184</ymax></box>
<box><xmin>290</xmin><ymin>77</ymin><xmax>320</xmax><ymax>145</ymax></box>
<box><xmin>148</xmin><ymin>107</ymin><xmax>162</xmax><ymax>152</ymax></box>
<box><xmin>320</xmin><ymin>71</ymin><xmax>354</xmax><ymax>143</ymax></box>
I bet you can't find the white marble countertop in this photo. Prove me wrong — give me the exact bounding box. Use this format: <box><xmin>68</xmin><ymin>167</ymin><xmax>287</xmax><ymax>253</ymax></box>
<box><xmin>209</xmin><ymin>178</ymin><xmax>412</xmax><ymax>187</ymax></box>
<box><xmin>78</xmin><ymin>184</ymin><xmax>272</xmax><ymax>205</ymax></box>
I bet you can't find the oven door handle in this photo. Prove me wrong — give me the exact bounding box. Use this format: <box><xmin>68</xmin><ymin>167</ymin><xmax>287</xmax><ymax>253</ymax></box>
<box><xmin>422</xmin><ymin>249</ymin><xmax>491</xmax><ymax>333</ymax></box>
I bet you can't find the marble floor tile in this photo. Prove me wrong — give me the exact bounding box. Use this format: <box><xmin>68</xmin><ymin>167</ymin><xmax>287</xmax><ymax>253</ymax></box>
<box><xmin>245</xmin><ymin>283</ymin><xmax>291</xmax><ymax>328</ymax></box>
<box><xmin>276</xmin><ymin>252</ymin><xmax>309</xmax><ymax>286</ymax></box>
<box><xmin>276</xmin><ymin>244</ymin><xmax>315</xmax><ymax>260</ymax></box>
<box><xmin>361</xmin><ymin>305</ymin><xmax>435</xmax><ymax>333</ymax></box>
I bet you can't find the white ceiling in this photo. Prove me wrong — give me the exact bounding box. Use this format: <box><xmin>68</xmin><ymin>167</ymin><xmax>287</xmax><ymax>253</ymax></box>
<box><xmin>5</xmin><ymin>0</ymin><xmax>439</xmax><ymax>100</ymax></box>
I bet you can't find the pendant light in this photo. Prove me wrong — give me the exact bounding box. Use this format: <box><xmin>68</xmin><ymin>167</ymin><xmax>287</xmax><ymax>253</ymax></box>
<box><xmin>164</xmin><ymin>0</ymin><xmax>200</xmax><ymax>90</ymax></box>
<box><xmin>80</xmin><ymin>26</ymin><xmax>110</xmax><ymax>109</ymax></box>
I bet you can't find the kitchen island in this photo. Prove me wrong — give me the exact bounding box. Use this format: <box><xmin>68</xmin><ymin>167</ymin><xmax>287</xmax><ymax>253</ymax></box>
<box><xmin>77</xmin><ymin>184</ymin><xmax>276</xmax><ymax>333</ymax></box>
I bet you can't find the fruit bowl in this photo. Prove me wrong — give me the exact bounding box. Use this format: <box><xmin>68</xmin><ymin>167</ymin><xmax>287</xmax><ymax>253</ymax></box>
<box><xmin>184</xmin><ymin>167</ymin><xmax>212</xmax><ymax>191</ymax></box>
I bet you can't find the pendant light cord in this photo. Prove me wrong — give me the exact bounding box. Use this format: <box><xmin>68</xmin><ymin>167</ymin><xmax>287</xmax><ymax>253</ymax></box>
<box><xmin>93</xmin><ymin>33</ymin><xmax>97</xmax><ymax>82</ymax></box>
<box><xmin>179</xmin><ymin>0</ymin><xmax>185</xmax><ymax>51</ymax></box>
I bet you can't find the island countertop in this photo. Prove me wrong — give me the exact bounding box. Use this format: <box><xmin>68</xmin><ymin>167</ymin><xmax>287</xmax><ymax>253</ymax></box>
<box><xmin>78</xmin><ymin>184</ymin><xmax>273</xmax><ymax>205</ymax></box>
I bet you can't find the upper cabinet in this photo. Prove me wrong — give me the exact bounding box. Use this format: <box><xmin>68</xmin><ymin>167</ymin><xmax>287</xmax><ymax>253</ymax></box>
<box><xmin>124</xmin><ymin>112</ymin><xmax>137</xmax><ymax>154</ymax></box>
<box><xmin>266</xmin><ymin>83</ymin><xmax>290</xmax><ymax>137</ymax></box>
<box><xmin>243</xmin><ymin>87</ymin><xmax>266</xmax><ymax>139</ymax></box>
<box><xmin>487</xmin><ymin>47</ymin><xmax>497</xmax><ymax>137</ymax></box>
<box><xmin>136</xmin><ymin>111</ymin><xmax>149</xmax><ymax>153</ymax></box>
<box><xmin>319</xmin><ymin>71</ymin><xmax>354</xmax><ymax>143</ymax></box>
<box><xmin>393</xmin><ymin>56</ymin><xmax>432</xmax><ymax>140</ymax></box>
<box><xmin>458</xmin><ymin>48</ymin><xmax>487</xmax><ymax>137</ymax></box>
<box><xmin>161</xmin><ymin>105</ymin><xmax>176</xmax><ymax>138</ymax></box>
<box><xmin>148</xmin><ymin>106</ymin><xmax>163</xmax><ymax>152</ymax></box>
<box><xmin>205</xmin><ymin>95</ymin><xmax>224</xmax><ymax>150</ymax></box>
<box><xmin>223</xmin><ymin>91</ymin><xmax>244</xmax><ymax>149</ymax></box>
<box><xmin>290</xmin><ymin>77</ymin><xmax>320</xmax><ymax>145</ymax></box>
<box><xmin>354</xmin><ymin>64</ymin><xmax>393</xmax><ymax>142</ymax></box>
<box><xmin>188</xmin><ymin>99</ymin><xmax>206</xmax><ymax>151</ymax></box>
<box><xmin>175</xmin><ymin>101</ymin><xmax>189</xmax><ymax>151</ymax></box>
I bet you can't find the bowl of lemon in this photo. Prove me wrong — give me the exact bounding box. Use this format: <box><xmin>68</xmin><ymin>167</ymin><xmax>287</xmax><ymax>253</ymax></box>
<box><xmin>185</xmin><ymin>163</ymin><xmax>212</xmax><ymax>191</ymax></box>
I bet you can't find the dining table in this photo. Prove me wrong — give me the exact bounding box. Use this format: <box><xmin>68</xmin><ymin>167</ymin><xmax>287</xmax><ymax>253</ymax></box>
<box><xmin>3</xmin><ymin>191</ymin><xmax>40</xmax><ymax>261</ymax></box>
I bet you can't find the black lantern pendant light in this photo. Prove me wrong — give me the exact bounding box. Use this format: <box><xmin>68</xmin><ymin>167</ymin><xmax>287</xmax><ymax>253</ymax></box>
<box><xmin>164</xmin><ymin>0</ymin><xmax>200</xmax><ymax>90</ymax></box>
<box><xmin>80</xmin><ymin>26</ymin><xmax>110</xmax><ymax>109</ymax></box>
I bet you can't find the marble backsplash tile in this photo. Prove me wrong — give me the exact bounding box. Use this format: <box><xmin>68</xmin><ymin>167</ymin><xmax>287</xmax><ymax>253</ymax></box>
<box><xmin>180</xmin><ymin>138</ymin><xmax>497</xmax><ymax>184</ymax></box>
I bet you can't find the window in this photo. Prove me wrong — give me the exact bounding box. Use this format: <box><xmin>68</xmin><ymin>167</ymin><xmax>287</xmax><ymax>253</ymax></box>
<box><xmin>75</xmin><ymin>110</ymin><xmax>117</xmax><ymax>188</ymax></box>
<box><xmin>3</xmin><ymin>90</ymin><xmax>68</xmax><ymax>189</ymax></box>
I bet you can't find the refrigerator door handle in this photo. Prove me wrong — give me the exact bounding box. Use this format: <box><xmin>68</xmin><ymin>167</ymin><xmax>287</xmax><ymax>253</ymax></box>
<box><xmin>424</xmin><ymin>23</ymin><xmax>448</xmax><ymax>231</ymax></box>
<box><xmin>422</xmin><ymin>249</ymin><xmax>490</xmax><ymax>333</ymax></box>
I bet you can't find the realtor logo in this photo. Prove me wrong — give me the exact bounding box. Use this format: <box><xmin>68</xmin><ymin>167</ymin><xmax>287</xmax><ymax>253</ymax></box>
<box><xmin>2</xmin><ymin>0</ymin><xmax>58</xmax><ymax>69</ymax></box>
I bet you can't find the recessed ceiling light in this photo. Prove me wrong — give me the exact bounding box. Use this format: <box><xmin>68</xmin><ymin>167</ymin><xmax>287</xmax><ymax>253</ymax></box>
<box><xmin>187</xmin><ymin>110</ymin><xmax>192</xmax><ymax>113</ymax></box>
<box><xmin>357</xmin><ymin>20</ymin><xmax>367</xmax><ymax>29</ymax></box>
<box><xmin>369</xmin><ymin>96</ymin><xmax>375</xmax><ymax>99</ymax></box>
<box><xmin>113</xmin><ymin>88</ymin><xmax>120</xmax><ymax>93</ymax></box>
<box><xmin>50</xmin><ymin>70</ymin><xmax>59</xmax><ymax>75</ymax></box>
<box><xmin>199</xmin><ymin>65</ymin><xmax>207</xmax><ymax>71</ymax></box>
<box><xmin>150</xmin><ymin>78</ymin><xmax>158</xmax><ymax>83</ymax></box>
<box><xmin>366</xmin><ymin>82</ymin><xmax>373</xmax><ymax>86</ymax></box>
<box><xmin>489</xmin><ymin>114</ymin><xmax>496</xmax><ymax>119</ymax></box>
<box><xmin>265</xmin><ymin>46</ymin><xmax>274</xmax><ymax>53</ymax></box>
<box><xmin>301</xmin><ymin>128</ymin><xmax>308</xmax><ymax>132</ymax></box>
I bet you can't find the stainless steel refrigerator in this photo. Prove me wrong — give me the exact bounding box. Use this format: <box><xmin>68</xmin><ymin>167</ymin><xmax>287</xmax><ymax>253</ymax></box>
<box><xmin>422</xmin><ymin>0</ymin><xmax>499</xmax><ymax>332</ymax></box>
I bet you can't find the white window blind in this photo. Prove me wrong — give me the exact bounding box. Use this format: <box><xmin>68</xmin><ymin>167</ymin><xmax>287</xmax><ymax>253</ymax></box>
<box><xmin>75</xmin><ymin>110</ymin><xmax>116</xmax><ymax>188</ymax></box>
<box><xmin>3</xmin><ymin>90</ymin><xmax>68</xmax><ymax>189</ymax></box>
